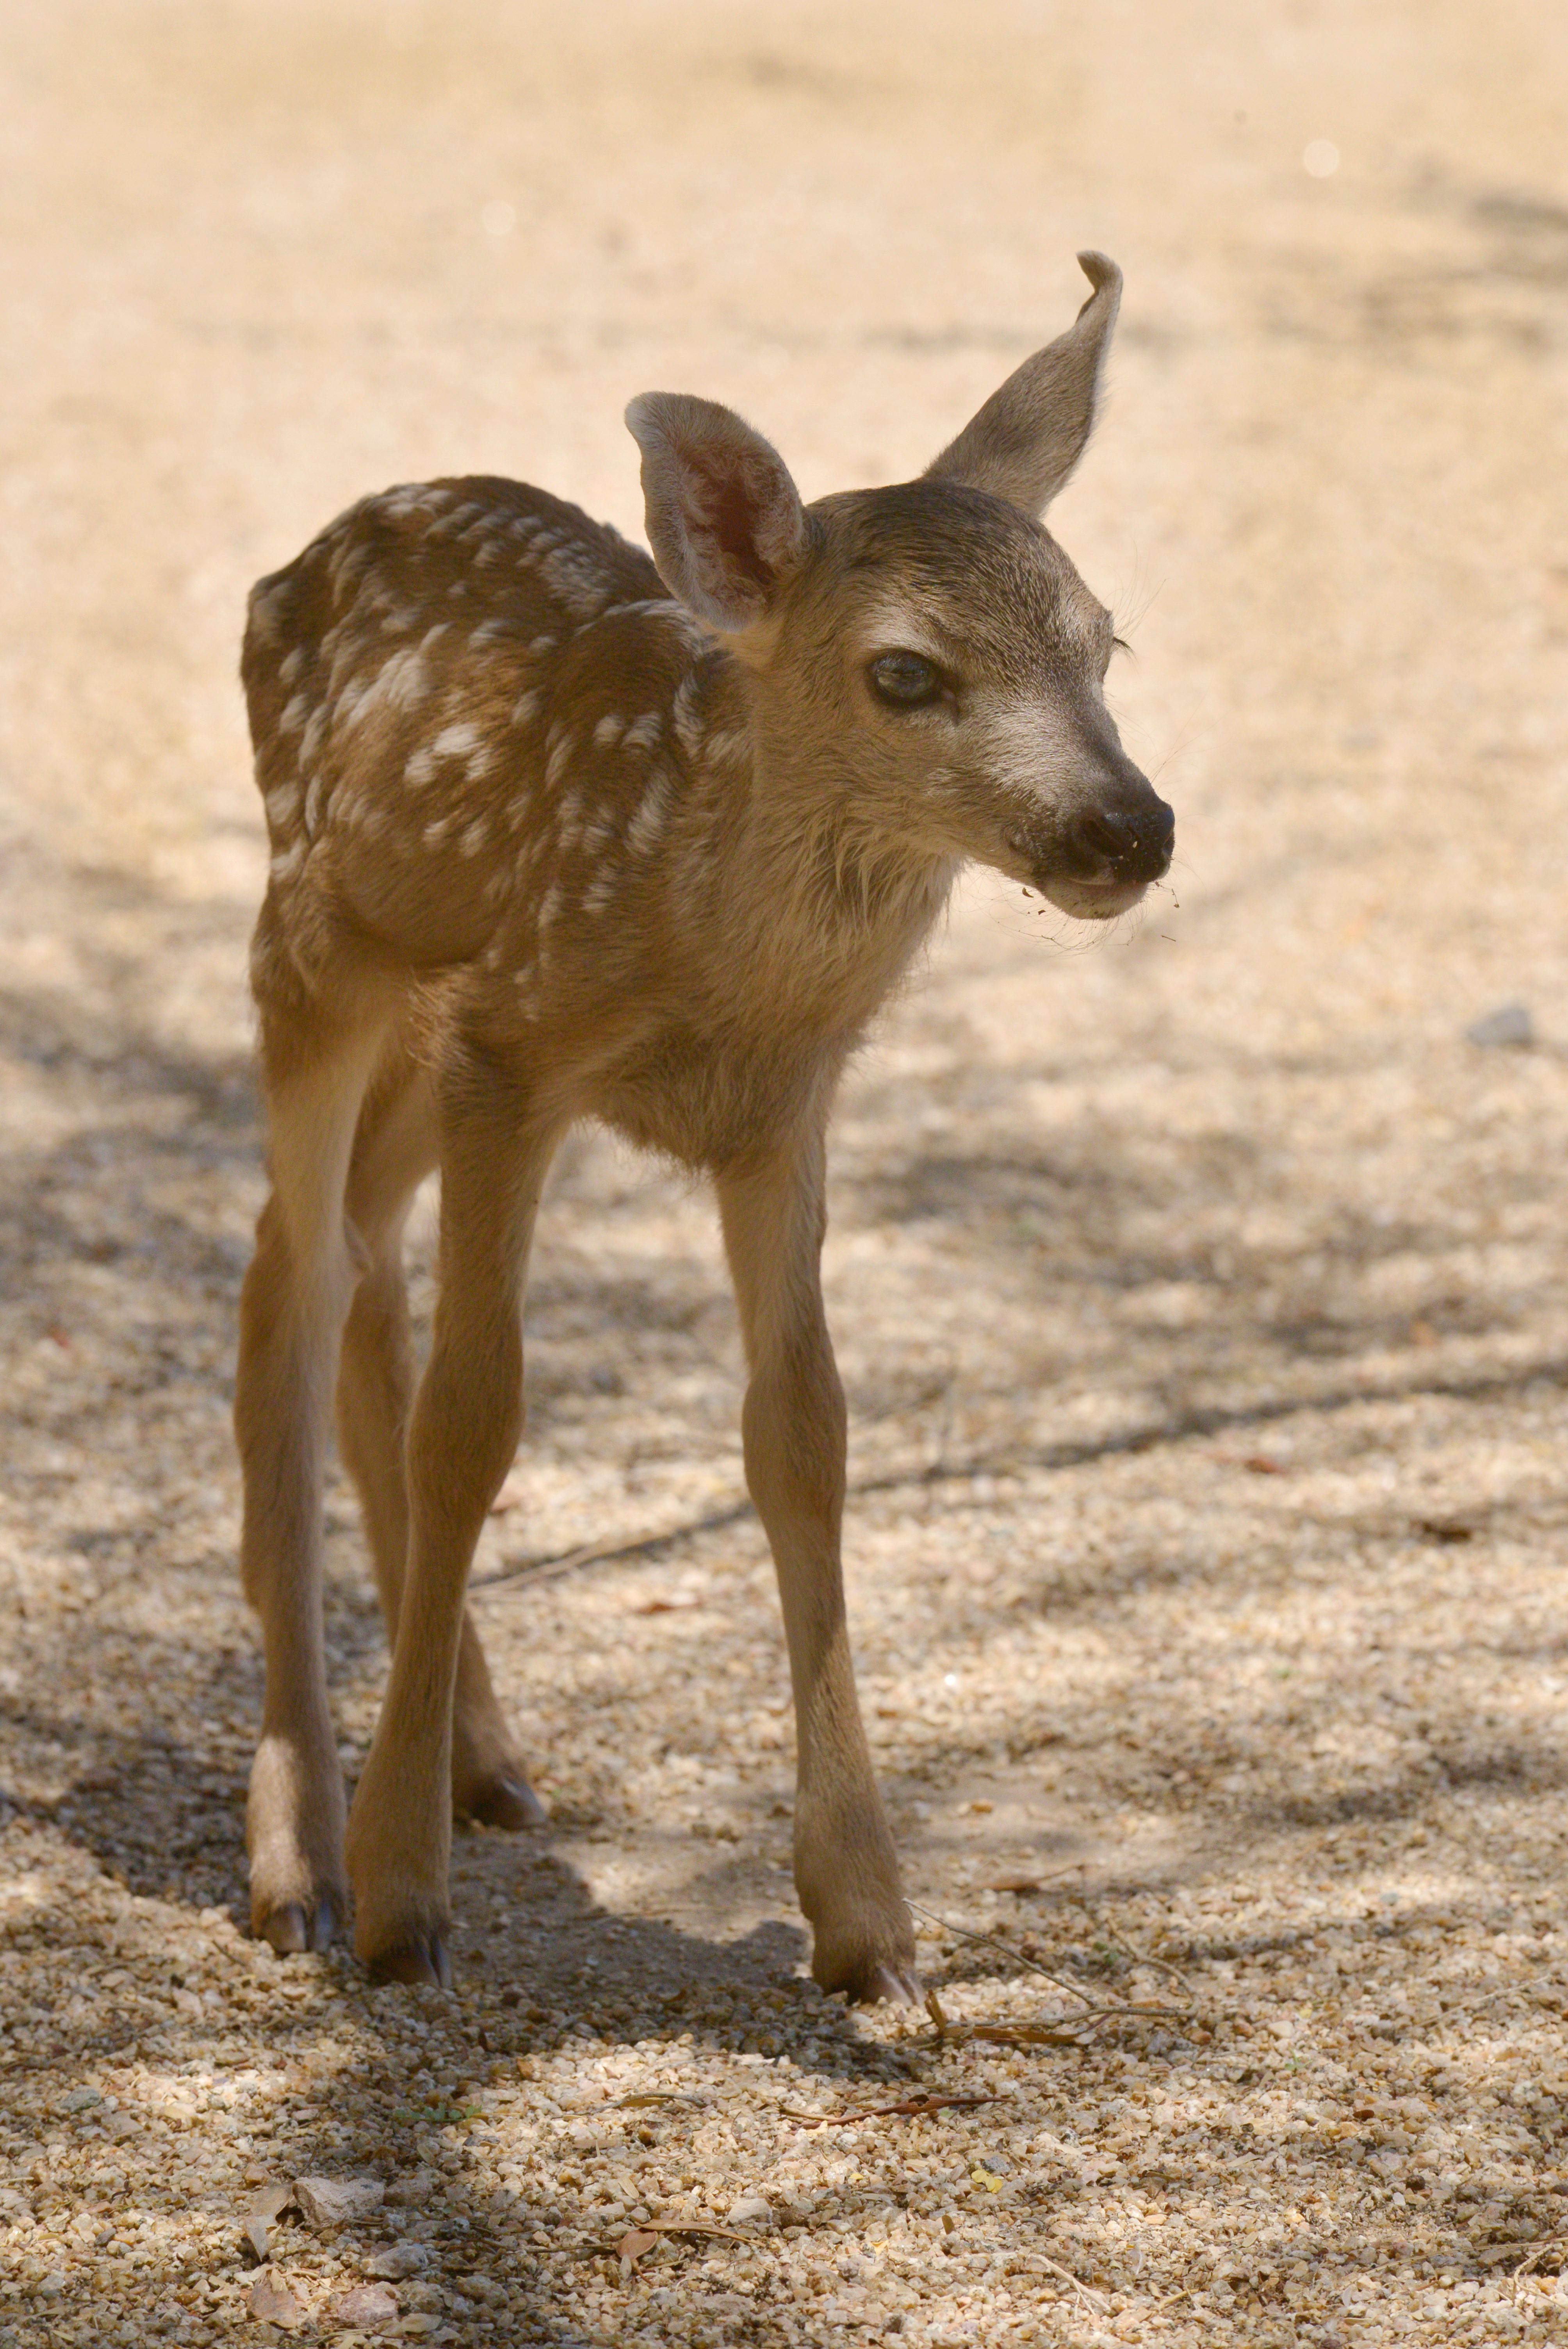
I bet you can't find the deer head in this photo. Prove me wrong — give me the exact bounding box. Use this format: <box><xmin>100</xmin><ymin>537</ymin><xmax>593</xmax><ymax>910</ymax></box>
<box><xmin>627</xmin><ymin>252</ymin><xmax>1172</xmax><ymax>922</ymax></box>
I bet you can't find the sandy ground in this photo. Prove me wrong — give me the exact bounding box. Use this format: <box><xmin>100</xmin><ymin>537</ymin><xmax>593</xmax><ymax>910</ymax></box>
<box><xmin>3</xmin><ymin>2</ymin><xmax>1568</xmax><ymax>2344</ymax></box>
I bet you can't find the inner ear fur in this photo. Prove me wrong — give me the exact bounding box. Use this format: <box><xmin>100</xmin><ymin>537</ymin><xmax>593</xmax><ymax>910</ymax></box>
<box><xmin>923</xmin><ymin>251</ymin><xmax>1122</xmax><ymax>518</ymax></box>
<box><xmin>626</xmin><ymin>392</ymin><xmax>809</xmax><ymax>634</ymax></box>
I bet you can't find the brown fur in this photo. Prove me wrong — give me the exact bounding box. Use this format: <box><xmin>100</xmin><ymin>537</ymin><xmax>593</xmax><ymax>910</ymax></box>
<box><xmin>235</xmin><ymin>252</ymin><xmax>1173</xmax><ymax>1996</ymax></box>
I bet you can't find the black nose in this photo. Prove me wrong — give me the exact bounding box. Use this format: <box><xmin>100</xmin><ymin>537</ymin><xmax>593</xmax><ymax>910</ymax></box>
<box><xmin>1067</xmin><ymin>791</ymin><xmax>1174</xmax><ymax>884</ymax></box>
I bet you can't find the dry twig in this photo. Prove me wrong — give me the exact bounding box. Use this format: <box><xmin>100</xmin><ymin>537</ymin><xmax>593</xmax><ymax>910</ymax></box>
<box><xmin>909</xmin><ymin>1898</ymin><xmax>1098</xmax><ymax>2008</ymax></box>
<box><xmin>779</xmin><ymin>2091</ymin><xmax>1003</xmax><ymax>2128</ymax></box>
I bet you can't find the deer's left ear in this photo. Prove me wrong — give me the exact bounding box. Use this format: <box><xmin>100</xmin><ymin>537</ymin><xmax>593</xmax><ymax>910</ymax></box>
<box><xmin>626</xmin><ymin>392</ymin><xmax>809</xmax><ymax>633</ymax></box>
<box><xmin>923</xmin><ymin>251</ymin><xmax>1122</xmax><ymax>517</ymax></box>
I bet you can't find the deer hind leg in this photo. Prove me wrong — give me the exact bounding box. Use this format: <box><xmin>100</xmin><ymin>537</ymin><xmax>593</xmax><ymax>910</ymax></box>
<box><xmin>236</xmin><ymin>992</ymin><xmax>392</xmax><ymax>1956</ymax></box>
<box><xmin>345</xmin><ymin>1077</ymin><xmax>560</xmax><ymax>1987</ymax></box>
<box><xmin>716</xmin><ymin>1130</ymin><xmax>919</xmax><ymax>2005</ymax></box>
<box><xmin>336</xmin><ymin>1057</ymin><xmax>545</xmax><ymax>1834</ymax></box>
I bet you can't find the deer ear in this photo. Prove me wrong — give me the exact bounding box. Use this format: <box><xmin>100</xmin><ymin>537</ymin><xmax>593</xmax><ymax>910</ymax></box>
<box><xmin>923</xmin><ymin>251</ymin><xmax>1122</xmax><ymax>517</ymax></box>
<box><xmin>625</xmin><ymin>392</ymin><xmax>809</xmax><ymax>632</ymax></box>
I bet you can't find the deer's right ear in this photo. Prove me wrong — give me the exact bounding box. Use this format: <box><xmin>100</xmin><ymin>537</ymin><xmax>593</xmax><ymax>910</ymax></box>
<box><xmin>625</xmin><ymin>393</ymin><xmax>809</xmax><ymax>633</ymax></box>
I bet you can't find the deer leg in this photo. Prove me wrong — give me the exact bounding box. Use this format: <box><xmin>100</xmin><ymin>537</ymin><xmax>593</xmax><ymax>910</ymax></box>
<box><xmin>717</xmin><ymin>1134</ymin><xmax>919</xmax><ymax>2004</ymax></box>
<box><xmin>345</xmin><ymin>1087</ymin><xmax>559</xmax><ymax>1985</ymax></box>
<box><xmin>337</xmin><ymin>1064</ymin><xmax>544</xmax><ymax>1834</ymax></box>
<box><xmin>236</xmin><ymin>1007</ymin><xmax>390</xmax><ymax>1955</ymax></box>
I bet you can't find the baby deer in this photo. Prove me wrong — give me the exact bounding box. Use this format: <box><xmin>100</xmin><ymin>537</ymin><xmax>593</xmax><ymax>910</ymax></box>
<box><xmin>235</xmin><ymin>252</ymin><xmax>1172</xmax><ymax>2000</ymax></box>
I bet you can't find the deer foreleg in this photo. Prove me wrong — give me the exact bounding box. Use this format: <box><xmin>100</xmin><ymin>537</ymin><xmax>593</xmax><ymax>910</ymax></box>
<box><xmin>718</xmin><ymin>1133</ymin><xmax>918</xmax><ymax>2003</ymax></box>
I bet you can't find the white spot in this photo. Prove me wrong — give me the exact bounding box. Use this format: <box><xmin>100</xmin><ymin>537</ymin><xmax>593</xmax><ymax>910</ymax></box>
<box><xmin>540</xmin><ymin>544</ymin><xmax>609</xmax><ymax>618</ymax></box>
<box><xmin>470</xmin><ymin>618</ymin><xmax>512</xmax><ymax>647</ymax></box>
<box><xmin>1303</xmin><ymin>139</ymin><xmax>1340</xmax><ymax>178</ymax></box>
<box><xmin>593</xmin><ymin>713</ymin><xmax>626</xmax><ymax>748</ymax></box>
<box><xmin>672</xmin><ymin>675</ymin><xmax>705</xmax><ymax>759</ymax></box>
<box><xmin>510</xmin><ymin>690</ymin><xmax>541</xmax><ymax>729</ymax></box>
<box><xmin>347</xmin><ymin>647</ymin><xmax>431</xmax><ymax>724</ymax></box>
<box><xmin>460</xmin><ymin>818</ymin><xmax>490</xmax><ymax>857</ymax></box>
<box><xmin>300</xmin><ymin>708</ymin><xmax>327</xmax><ymax>765</ymax></box>
<box><xmin>380</xmin><ymin>485</ymin><xmax>435</xmax><ymax>522</ymax></box>
<box><xmin>404</xmin><ymin>747</ymin><xmax>437</xmax><ymax>787</ymax></box>
<box><xmin>705</xmin><ymin>722</ymin><xmax>752</xmax><ymax>773</ymax></box>
<box><xmin>269</xmin><ymin>838</ymin><xmax>306</xmax><ymax>880</ymax></box>
<box><xmin>625</xmin><ymin>766</ymin><xmax>672</xmax><ymax>856</ymax></box>
<box><xmin>423</xmin><ymin>815</ymin><xmax>456</xmax><ymax>848</ymax></box>
<box><xmin>419</xmin><ymin>622</ymin><xmax>451</xmax><ymax>654</ymax></box>
<box><xmin>303</xmin><ymin>773</ymin><xmax>327</xmax><ymax>837</ymax></box>
<box><xmin>555</xmin><ymin>793</ymin><xmax>582</xmax><ymax>851</ymax></box>
<box><xmin>622</xmin><ymin>712</ymin><xmax>663</xmax><ymax>753</ymax></box>
<box><xmin>263</xmin><ymin>783</ymin><xmax>300</xmax><ymax>829</ymax></box>
<box><xmin>582</xmin><ymin>872</ymin><xmax>617</xmax><ymax>913</ymax></box>
<box><xmin>432</xmin><ymin>720</ymin><xmax>482</xmax><ymax>763</ymax></box>
<box><xmin>278</xmin><ymin>647</ymin><xmax>304</xmax><ymax>687</ymax></box>
<box><xmin>528</xmin><ymin>634</ymin><xmax>558</xmax><ymax>658</ymax></box>
<box><xmin>600</xmin><ymin>596</ymin><xmax>681</xmax><ymax>623</ymax></box>
<box><xmin>248</xmin><ymin>582</ymin><xmax>289</xmax><ymax>646</ymax></box>
<box><xmin>278</xmin><ymin>693</ymin><xmax>309</xmax><ymax>736</ymax></box>
<box><xmin>545</xmin><ymin>728</ymin><xmax>574</xmax><ymax>790</ymax></box>
<box><xmin>537</xmin><ymin>882</ymin><xmax>562</xmax><ymax>929</ymax></box>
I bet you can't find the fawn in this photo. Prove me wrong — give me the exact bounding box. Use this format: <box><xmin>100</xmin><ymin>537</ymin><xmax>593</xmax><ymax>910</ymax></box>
<box><xmin>235</xmin><ymin>252</ymin><xmax>1173</xmax><ymax>2000</ymax></box>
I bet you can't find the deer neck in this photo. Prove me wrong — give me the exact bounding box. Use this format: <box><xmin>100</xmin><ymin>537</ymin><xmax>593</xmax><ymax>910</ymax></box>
<box><xmin>670</xmin><ymin>650</ymin><xmax>957</xmax><ymax>1037</ymax></box>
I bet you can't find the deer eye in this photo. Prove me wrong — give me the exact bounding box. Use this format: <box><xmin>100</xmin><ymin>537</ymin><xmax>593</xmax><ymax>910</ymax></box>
<box><xmin>868</xmin><ymin>651</ymin><xmax>944</xmax><ymax>709</ymax></box>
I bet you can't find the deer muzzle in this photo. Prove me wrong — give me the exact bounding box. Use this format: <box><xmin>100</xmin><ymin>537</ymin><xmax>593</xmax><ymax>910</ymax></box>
<box><xmin>1021</xmin><ymin>758</ymin><xmax>1173</xmax><ymax>919</ymax></box>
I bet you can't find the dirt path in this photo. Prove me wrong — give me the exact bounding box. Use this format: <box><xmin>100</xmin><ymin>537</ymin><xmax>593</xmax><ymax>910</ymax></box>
<box><xmin>3</xmin><ymin>4</ymin><xmax>1568</xmax><ymax>2344</ymax></box>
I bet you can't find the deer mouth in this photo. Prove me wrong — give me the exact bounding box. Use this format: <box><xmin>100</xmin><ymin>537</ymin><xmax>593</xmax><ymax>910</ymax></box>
<box><xmin>1035</xmin><ymin>871</ymin><xmax>1150</xmax><ymax>920</ymax></box>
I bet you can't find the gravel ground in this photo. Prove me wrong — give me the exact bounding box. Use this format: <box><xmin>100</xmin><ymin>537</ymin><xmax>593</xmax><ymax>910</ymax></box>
<box><xmin>3</xmin><ymin>3</ymin><xmax>1568</xmax><ymax>2344</ymax></box>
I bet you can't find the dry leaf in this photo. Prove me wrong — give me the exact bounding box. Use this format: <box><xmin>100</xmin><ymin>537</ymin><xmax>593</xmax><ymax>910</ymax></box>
<box><xmin>617</xmin><ymin>2227</ymin><xmax>660</xmax><ymax>2265</ymax></box>
<box><xmin>247</xmin><ymin>2269</ymin><xmax>305</xmax><ymax>2328</ymax></box>
<box><xmin>602</xmin><ymin>2217</ymin><xmax>748</xmax><ymax>2248</ymax></box>
<box><xmin>242</xmin><ymin>2180</ymin><xmax>296</xmax><ymax>2264</ymax></box>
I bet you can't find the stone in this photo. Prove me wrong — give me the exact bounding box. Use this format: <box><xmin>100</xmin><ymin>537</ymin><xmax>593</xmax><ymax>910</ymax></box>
<box><xmin>1466</xmin><ymin>1003</ymin><xmax>1534</xmax><ymax>1049</ymax></box>
<box><xmin>724</xmin><ymin>2194</ymin><xmax>775</xmax><ymax>2231</ymax></box>
<box><xmin>366</xmin><ymin>2243</ymin><xmax>431</xmax><ymax>2280</ymax></box>
<box><xmin>330</xmin><ymin>2283</ymin><xmax>400</xmax><ymax>2333</ymax></box>
<box><xmin>383</xmin><ymin>2170</ymin><xmax>440</xmax><ymax>2208</ymax></box>
<box><xmin>294</xmin><ymin>2174</ymin><xmax>385</xmax><ymax>2228</ymax></box>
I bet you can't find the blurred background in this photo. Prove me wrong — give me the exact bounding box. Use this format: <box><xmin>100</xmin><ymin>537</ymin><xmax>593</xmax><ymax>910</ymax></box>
<box><xmin>2</xmin><ymin>5</ymin><xmax>1567</xmax><ymax>2338</ymax></box>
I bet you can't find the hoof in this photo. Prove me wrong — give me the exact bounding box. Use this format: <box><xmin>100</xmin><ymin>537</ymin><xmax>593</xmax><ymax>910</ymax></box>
<box><xmin>367</xmin><ymin>1932</ymin><xmax>452</xmax><ymax>1991</ymax></box>
<box><xmin>257</xmin><ymin>1896</ymin><xmax>339</xmax><ymax>1957</ymax></box>
<box><xmin>461</xmin><ymin>1770</ymin><xmax>547</xmax><ymax>1831</ymax></box>
<box><xmin>857</xmin><ymin>1961</ymin><xmax>923</xmax><ymax>2006</ymax></box>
